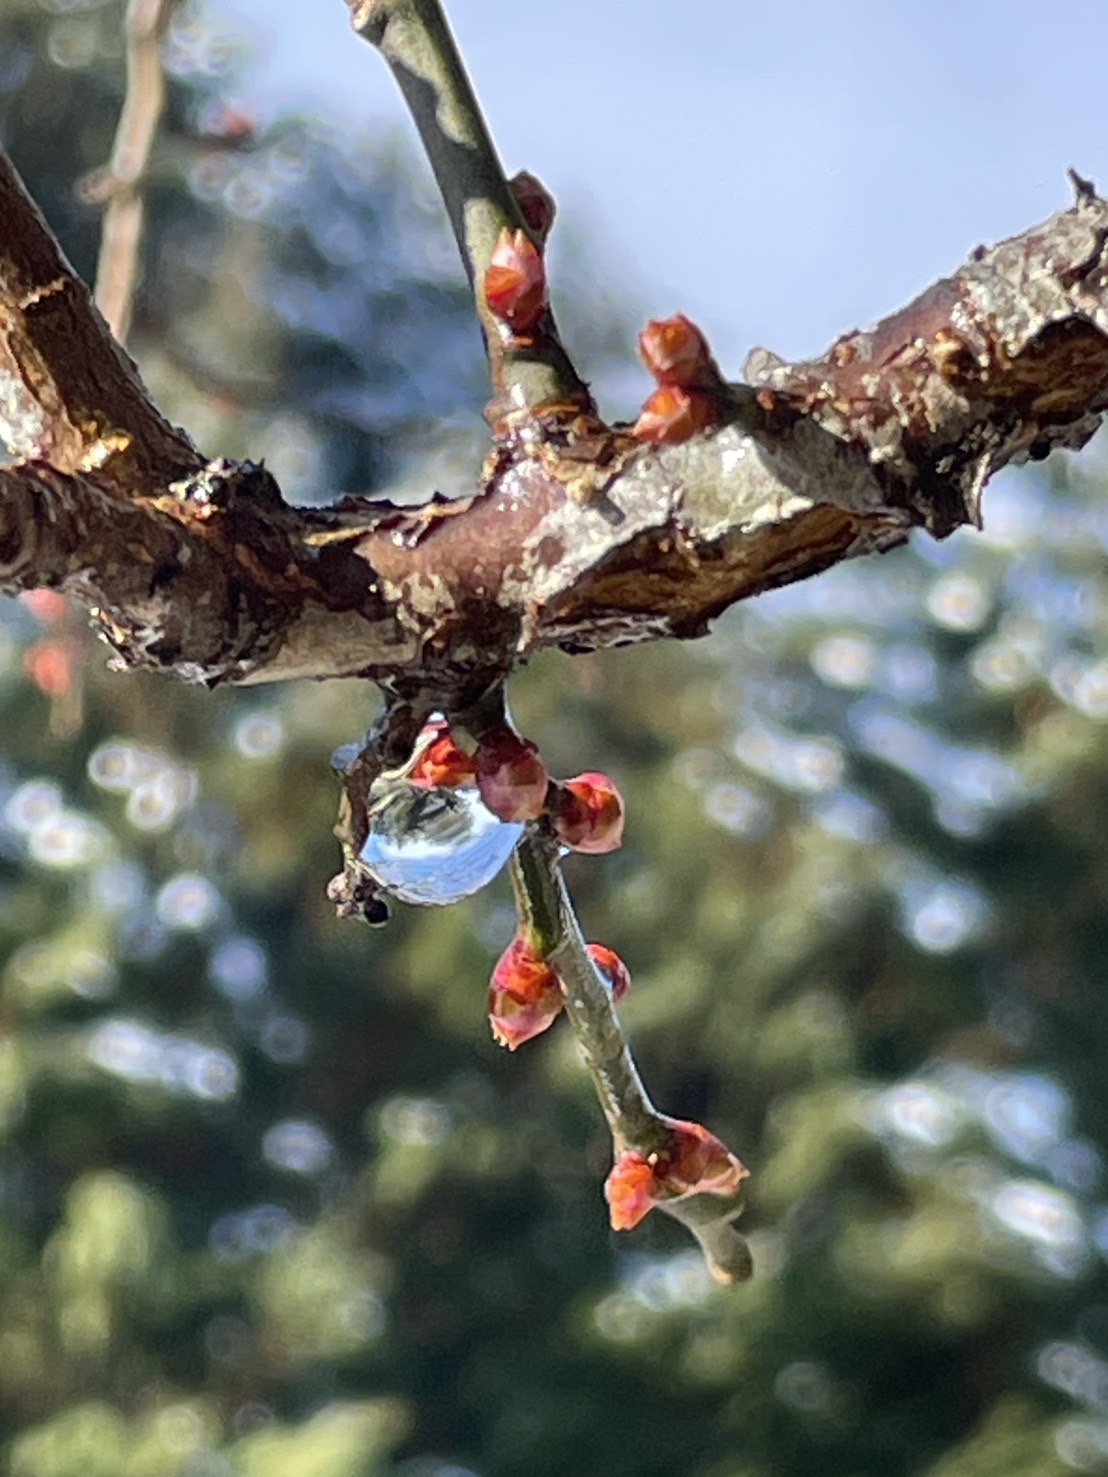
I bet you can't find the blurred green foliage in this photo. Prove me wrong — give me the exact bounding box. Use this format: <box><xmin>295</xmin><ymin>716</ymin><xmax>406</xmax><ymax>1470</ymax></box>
<box><xmin>2</xmin><ymin>3</ymin><xmax>1108</xmax><ymax>1475</ymax></box>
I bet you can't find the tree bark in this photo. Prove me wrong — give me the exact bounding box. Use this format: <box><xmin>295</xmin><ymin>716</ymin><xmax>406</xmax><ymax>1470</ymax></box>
<box><xmin>2</xmin><ymin>147</ymin><xmax>1107</xmax><ymax>705</ymax></box>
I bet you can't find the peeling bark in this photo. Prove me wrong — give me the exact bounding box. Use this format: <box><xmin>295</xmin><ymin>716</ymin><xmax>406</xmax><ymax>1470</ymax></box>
<box><xmin>2</xmin><ymin>143</ymin><xmax>1107</xmax><ymax>703</ymax></box>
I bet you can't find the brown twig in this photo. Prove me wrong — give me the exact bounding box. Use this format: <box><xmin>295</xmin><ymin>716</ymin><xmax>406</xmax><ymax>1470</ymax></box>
<box><xmin>90</xmin><ymin>0</ymin><xmax>179</xmax><ymax>343</ymax></box>
<box><xmin>346</xmin><ymin>0</ymin><xmax>591</xmax><ymax>419</ymax></box>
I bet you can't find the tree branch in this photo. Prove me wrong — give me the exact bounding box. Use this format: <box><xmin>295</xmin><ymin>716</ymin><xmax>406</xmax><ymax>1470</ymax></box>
<box><xmin>5</xmin><ymin>4</ymin><xmax>1107</xmax><ymax>1287</ymax></box>
<box><xmin>346</xmin><ymin>0</ymin><xmax>591</xmax><ymax>418</ymax></box>
<box><xmin>86</xmin><ymin>0</ymin><xmax>179</xmax><ymax>343</ymax></box>
<box><xmin>0</xmin><ymin>149</ymin><xmax>197</xmax><ymax>487</ymax></box>
<box><xmin>511</xmin><ymin>834</ymin><xmax>752</xmax><ymax>1283</ymax></box>
<box><xmin>2</xmin><ymin>160</ymin><xmax>1107</xmax><ymax>696</ymax></box>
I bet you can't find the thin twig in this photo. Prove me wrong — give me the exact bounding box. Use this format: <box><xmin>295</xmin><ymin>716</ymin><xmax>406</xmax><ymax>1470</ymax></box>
<box><xmin>511</xmin><ymin>834</ymin><xmax>753</xmax><ymax>1283</ymax></box>
<box><xmin>92</xmin><ymin>0</ymin><xmax>179</xmax><ymax>342</ymax></box>
<box><xmin>347</xmin><ymin>0</ymin><xmax>591</xmax><ymax>417</ymax></box>
<box><xmin>512</xmin><ymin>833</ymin><xmax>658</xmax><ymax>1144</ymax></box>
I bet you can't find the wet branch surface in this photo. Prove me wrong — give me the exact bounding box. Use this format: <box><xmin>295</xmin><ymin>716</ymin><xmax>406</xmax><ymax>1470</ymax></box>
<box><xmin>3</xmin><ymin>138</ymin><xmax>1107</xmax><ymax>696</ymax></box>
<box><xmin>4</xmin><ymin>1</ymin><xmax>1108</xmax><ymax>1278</ymax></box>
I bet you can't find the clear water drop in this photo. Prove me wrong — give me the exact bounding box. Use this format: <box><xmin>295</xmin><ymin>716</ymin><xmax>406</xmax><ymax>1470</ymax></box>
<box><xmin>360</xmin><ymin>781</ymin><xmax>522</xmax><ymax>906</ymax></box>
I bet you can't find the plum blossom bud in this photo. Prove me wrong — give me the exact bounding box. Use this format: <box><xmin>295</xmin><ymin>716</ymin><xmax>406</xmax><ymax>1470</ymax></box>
<box><xmin>633</xmin><ymin>385</ymin><xmax>720</xmax><ymax>445</ymax></box>
<box><xmin>488</xmin><ymin>935</ymin><xmax>564</xmax><ymax>1049</ymax></box>
<box><xmin>605</xmin><ymin>1117</ymin><xmax>748</xmax><ymax>1231</ymax></box>
<box><xmin>638</xmin><ymin>314</ymin><xmax>720</xmax><ymax>389</ymax></box>
<box><xmin>550</xmin><ymin>772</ymin><xmax>625</xmax><ymax>854</ymax></box>
<box><xmin>485</xmin><ymin>227</ymin><xmax>547</xmax><ymax>332</ymax></box>
<box><xmin>510</xmin><ymin>170</ymin><xmax>557</xmax><ymax>244</ymax></box>
<box><xmin>475</xmin><ymin>727</ymin><xmax>549</xmax><ymax>822</ymax></box>
<box><xmin>586</xmin><ymin>943</ymin><xmax>631</xmax><ymax>1002</ymax></box>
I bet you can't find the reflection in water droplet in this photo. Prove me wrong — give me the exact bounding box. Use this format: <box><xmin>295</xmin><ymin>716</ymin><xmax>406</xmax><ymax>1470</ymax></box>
<box><xmin>360</xmin><ymin>782</ymin><xmax>522</xmax><ymax>906</ymax></box>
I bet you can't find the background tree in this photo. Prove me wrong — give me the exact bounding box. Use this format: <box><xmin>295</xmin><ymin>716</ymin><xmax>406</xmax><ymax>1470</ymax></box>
<box><xmin>3</xmin><ymin>3</ymin><xmax>1108</xmax><ymax>1476</ymax></box>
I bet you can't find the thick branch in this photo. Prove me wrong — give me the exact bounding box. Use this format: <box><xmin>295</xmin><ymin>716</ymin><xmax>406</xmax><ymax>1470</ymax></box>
<box><xmin>2</xmin><ymin>137</ymin><xmax>1108</xmax><ymax>694</ymax></box>
<box><xmin>0</xmin><ymin>151</ymin><xmax>197</xmax><ymax>490</ymax></box>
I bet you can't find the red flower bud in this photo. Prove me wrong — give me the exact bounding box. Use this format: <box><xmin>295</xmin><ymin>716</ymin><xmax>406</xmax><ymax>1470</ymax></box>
<box><xmin>475</xmin><ymin>727</ymin><xmax>549</xmax><ymax>822</ymax></box>
<box><xmin>485</xmin><ymin>227</ymin><xmax>547</xmax><ymax>331</ymax></box>
<box><xmin>550</xmin><ymin>772</ymin><xmax>625</xmax><ymax>854</ymax></box>
<box><xmin>488</xmin><ymin>935</ymin><xmax>564</xmax><ymax>1049</ymax></box>
<box><xmin>409</xmin><ymin>722</ymin><xmax>476</xmax><ymax>788</ymax></box>
<box><xmin>604</xmin><ymin>1118</ymin><xmax>748</xmax><ymax>1231</ymax></box>
<box><xmin>633</xmin><ymin>385</ymin><xmax>720</xmax><ymax>445</ymax></box>
<box><xmin>638</xmin><ymin>314</ymin><xmax>719</xmax><ymax>389</ymax></box>
<box><xmin>510</xmin><ymin>170</ymin><xmax>557</xmax><ymax>245</ymax></box>
<box><xmin>586</xmin><ymin>943</ymin><xmax>631</xmax><ymax>1002</ymax></box>
<box><xmin>604</xmin><ymin>1152</ymin><xmax>656</xmax><ymax>1231</ymax></box>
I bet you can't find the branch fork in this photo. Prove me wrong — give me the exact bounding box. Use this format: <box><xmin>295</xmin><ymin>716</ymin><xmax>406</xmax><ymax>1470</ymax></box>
<box><xmin>3</xmin><ymin>0</ymin><xmax>1108</xmax><ymax>1278</ymax></box>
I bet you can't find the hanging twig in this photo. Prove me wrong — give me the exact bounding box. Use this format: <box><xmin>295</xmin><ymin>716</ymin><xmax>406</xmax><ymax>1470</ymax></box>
<box><xmin>511</xmin><ymin>834</ymin><xmax>752</xmax><ymax>1282</ymax></box>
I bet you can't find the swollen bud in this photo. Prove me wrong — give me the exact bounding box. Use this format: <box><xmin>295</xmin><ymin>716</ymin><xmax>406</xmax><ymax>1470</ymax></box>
<box><xmin>550</xmin><ymin>772</ymin><xmax>625</xmax><ymax>854</ymax></box>
<box><xmin>510</xmin><ymin>170</ymin><xmax>557</xmax><ymax>245</ymax></box>
<box><xmin>488</xmin><ymin>935</ymin><xmax>564</xmax><ymax>1049</ymax></box>
<box><xmin>633</xmin><ymin>385</ymin><xmax>720</xmax><ymax>445</ymax></box>
<box><xmin>485</xmin><ymin>227</ymin><xmax>547</xmax><ymax>332</ymax></box>
<box><xmin>475</xmin><ymin>727</ymin><xmax>550</xmax><ymax>822</ymax></box>
<box><xmin>605</xmin><ymin>1118</ymin><xmax>749</xmax><ymax>1231</ymax></box>
<box><xmin>638</xmin><ymin>314</ymin><xmax>720</xmax><ymax>389</ymax></box>
<box><xmin>586</xmin><ymin>943</ymin><xmax>632</xmax><ymax>1002</ymax></box>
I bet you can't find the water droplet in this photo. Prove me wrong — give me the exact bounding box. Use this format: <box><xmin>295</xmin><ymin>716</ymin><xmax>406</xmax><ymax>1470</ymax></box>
<box><xmin>360</xmin><ymin>781</ymin><xmax>522</xmax><ymax>906</ymax></box>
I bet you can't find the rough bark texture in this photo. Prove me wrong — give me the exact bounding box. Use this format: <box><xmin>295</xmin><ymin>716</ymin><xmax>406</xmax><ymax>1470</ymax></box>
<box><xmin>2</xmin><ymin>146</ymin><xmax>1107</xmax><ymax>706</ymax></box>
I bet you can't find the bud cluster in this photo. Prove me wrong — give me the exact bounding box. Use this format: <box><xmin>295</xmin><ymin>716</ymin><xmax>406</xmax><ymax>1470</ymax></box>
<box><xmin>633</xmin><ymin>314</ymin><xmax>727</xmax><ymax>446</ymax></box>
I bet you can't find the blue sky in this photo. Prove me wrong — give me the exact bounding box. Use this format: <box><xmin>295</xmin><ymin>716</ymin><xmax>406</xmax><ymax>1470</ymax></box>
<box><xmin>221</xmin><ymin>0</ymin><xmax>1108</xmax><ymax>381</ymax></box>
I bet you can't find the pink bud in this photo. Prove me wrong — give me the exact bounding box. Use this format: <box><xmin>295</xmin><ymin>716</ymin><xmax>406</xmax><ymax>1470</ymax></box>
<box><xmin>638</xmin><ymin>314</ymin><xmax>719</xmax><ymax>389</ymax></box>
<box><xmin>488</xmin><ymin>935</ymin><xmax>564</xmax><ymax>1049</ymax></box>
<box><xmin>475</xmin><ymin>727</ymin><xmax>549</xmax><ymax>822</ymax></box>
<box><xmin>550</xmin><ymin>773</ymin><xmax>625</xmax><ymax>854</ymax></box>
<box><xmin>633</xmin><ymin>385</ymin><xmax>720</xmax><ymax>445</ymax></box>
<box><xmin>605</xmin><ymin>1151</ymin><xmax>657</xmax><ymax>1231</ymax></box>
<box><xmin>485</xmin><ymin>227</ymin><xmax>547</xmax><ymax>332</ymax></box>
<box><xmin>586</xmin><ymin>943</ymin><xmax>631</xmax><ymax>1002</ymax></box>
<box><xmin>604</xmin><ymin>1117</ymin><xmax>748</xmax><ymax>1232</ymax></box>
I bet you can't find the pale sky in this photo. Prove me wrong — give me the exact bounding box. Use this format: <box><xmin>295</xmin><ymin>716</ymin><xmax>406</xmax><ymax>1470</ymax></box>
<box><xmin>221</xmin><ymin>0</ymin><xmax>1108</xmax><ymax>379</ymax></box>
